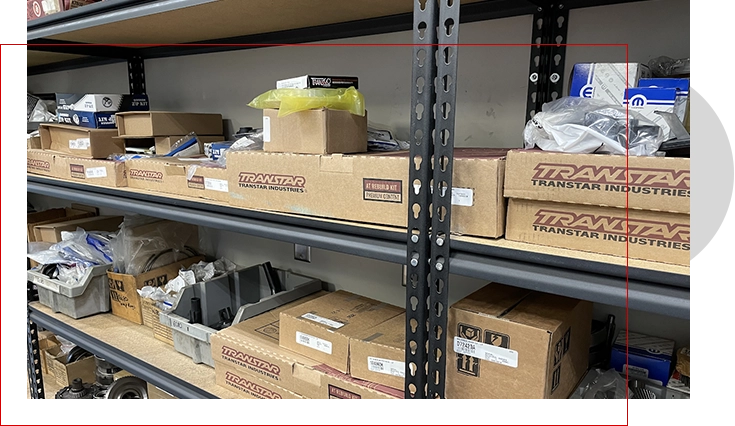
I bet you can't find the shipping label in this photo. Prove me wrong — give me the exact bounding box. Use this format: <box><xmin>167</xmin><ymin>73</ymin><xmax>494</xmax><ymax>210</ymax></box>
<box><xmin>85</xmin><ymin>167</ymin><xmax>107</xmax><ymax>179</ymax></box>
<box><xmin>296</xmin><ymin>331</ymin><xmax>332</xmax><ymax>354</ymax></box>
<box><xmin>301</xmin><ymin>313</ymin><xmax>344</xmax><ymax>329</ymax></box>
<box><xmin>454</xmin><ymin>336</ymin><xmax>518</xmax><ymax>368</ymax></box>
<box><xmin>204</xmin><ymin>177</ymin><xmax>228</xmax><ymax>192</ymax></box>
<box><xmin>367</xmin><ymin>356</ymin><xmax>405</xmax><ymax>378</ymax></box>
<box><xmin>69</xmin><ymin>138</ymin><xmax>91</xmax><ymax>150</ymax></box>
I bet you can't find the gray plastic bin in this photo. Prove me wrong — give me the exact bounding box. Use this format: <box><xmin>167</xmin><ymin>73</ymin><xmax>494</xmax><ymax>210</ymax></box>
<box><xmin>29</xmin><ymin>264</ymin><xmax>111</xmax><ymax>319</ymax></box>
<box><xmin>159</xmin><ymin>264</ymin><xmax>322</xmax><ymax>367</ymax></box>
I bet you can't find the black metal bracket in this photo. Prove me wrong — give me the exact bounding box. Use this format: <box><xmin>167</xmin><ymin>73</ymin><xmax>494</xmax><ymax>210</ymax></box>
<box><xmin>27</xmin><ymin>281</ymin><xmax>44</xmax><ymax>399</ymax></box>
<box><xmin>525</xmin><ymin>2</ymin><xmax>569</xmax><ymax>123</ymax></box>
<box><xmin>127</xmin><ymin>56</ymin><xmax>146</xmax><ymax>95</ymax></box>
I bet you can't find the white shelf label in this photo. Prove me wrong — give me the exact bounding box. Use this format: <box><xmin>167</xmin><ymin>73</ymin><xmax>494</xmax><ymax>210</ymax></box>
<box><xmin>296</xmin><ymin>331</ymin><xmax>332</xmax><ymax>354</ymax></box>
<box><xmin>301</xmin><ymin>313</ymin><xmax>344</xmax><ymax>329</ymax></box>
<box><xmin>69</xmin><ymin>138</ymin><xmax>90</xmax><ymax>150</ymax></box>
<box><xmin>263</xmin><ymin>116</ymin><xmax>271</xmax><ymax>142</ymax></box>
<box><xmin>85</xmin><ymin>167</ymin><xmax>107</xmax><ymax>179</ymax></box>
<box><xmin>368</xmin><ymin>356</ymin><xmax>405</xmax><ymax>378</ymax></box>
<box><xmin>451</xmin><ymin>187</ymin><xmax>474</xmax><ymax>206</ymax></box>
<box><xmin>204</xmin><ymin>177</ymin><xmax>228</xmax><ymax>192</ymax></box>
<box><xmin>454</xmin><ymin>336</ymin><xmax>518</xmax><ymax>368</ymax></box>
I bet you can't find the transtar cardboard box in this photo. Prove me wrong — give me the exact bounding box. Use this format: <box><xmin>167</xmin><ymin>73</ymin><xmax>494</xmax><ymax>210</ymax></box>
<box><xmin>311</xmin><ymin>364</ymin><xmax>402</xmax><ymax>399</ymax></box>
<box><xmin>27</xmin><ymin>136</ymin><xmax>42</xmax><ymax>149</ymax></box>
<box><xmin>228</xmin><ymin>148</ymin><xmax>508</xmax><ymax>238</ymax></box>
<box><xmin>55</xmin><ymin>155</ymin><xmax>127</xmax><ymax>188</ymax></box>
<box><xmin>349</xmin><ymin>313</ymin><xmax>405</xmax><ymax>390</ymax></box>
<box><xmin>263</xmin><ymin>108</ymin><xmax>367</xmax><ymax>154</ymax></box>
<box><xmin>27</xmin><ymin>149</ymin><xmax>60</xmax><ymax>177</ymax></box>
<box><xmin>107</xmin><ymin>256</ymin><xmax>204</xmax><ymax>324</ymax></box>
<box><xmin>33</xmin><ymin>215</ymin><xmax>122</xmax><ymax>243</ymax></box>
<box><xmin>125</xmin><ymin>157</ymin><xmax>229</xmax><ymax>202</ymax></box>
<box><xmin>279</xmin><ymin>290</ymin><xmax>404</xmax><ymax>373</ymax></box>
<box><xmin>154</xmin><ymin>135</ymin><xmax>224</xmax><ymax>155</ymax></box>
<box><xmin>215</xmin><ymin>362</ymin><xmax>305</xmax><ymax>399</ymax></box>
<box><xmin>39</xmin><ymin>123</ymin><xmax>124</xmax><ymax>158</ymax></box>
<box><xmin>116</xmin><ymin>112</ymin><xmax>223</xmax><ymax>137</ymax></box>
<box><xmin>447</xmin><ymin>283</ymin><xmax>592</xmax><ymax>399</ymax></box>
<box><xmin>506</xmin><ymin>198</ymin><xmax>690</xmax><ymax>266</ymax></box>
<box><xmin>504</xmin><ymin>150</ymin><xmax>690</xmax><ymax>214</ymax></box>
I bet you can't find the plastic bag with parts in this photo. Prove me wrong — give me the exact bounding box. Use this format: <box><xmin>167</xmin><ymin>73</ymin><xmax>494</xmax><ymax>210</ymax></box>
<box><xmin>648</xmin><ymin>56</ymin><xmax>690</xmax><ymax>77</ymax></box>
<box><xmin>523</xmin><ymin>96</ymin><xmax>665</xmax><ymax>156</ymax></box>
<box><xmin>248</xmin><ymin>87</ymin><xmax>365</xmax><ymax>117</ymax></box>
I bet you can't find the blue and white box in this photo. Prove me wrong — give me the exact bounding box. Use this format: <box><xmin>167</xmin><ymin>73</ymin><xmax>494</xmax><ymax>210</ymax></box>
<box><xmin>204</xmin><ymin>142</ymin><xmax>233</xmax><ymax>161</ymax></box>
<box><xmin>623</xmin><ymin>87</ymin><xmax>678</xmax><ymax>140</ymax></box>
<box><xmin>638</xmin><ymin>78</ymin><xmax>690</xmax><ymax>122</ymax></box>
<box><xmin>569</xmin><ymin>63</ymin><xmax>652</xmax><ymax>105</ymax></box>
<box><xmin>56</xmin><ymin>94</ymin><xmax>149</xmax><ymax>129</ymax></box>
<box><xmin>610</xmin><ymin>330</ymin><xmax>674</xmax><ymax>386</ymax></box>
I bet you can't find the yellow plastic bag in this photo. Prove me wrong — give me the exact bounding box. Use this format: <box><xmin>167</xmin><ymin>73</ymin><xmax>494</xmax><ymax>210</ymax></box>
<box><xmin>247</xmin><ymin>87</ymin><xmax>365</xmax><ymax>117</ymax></box>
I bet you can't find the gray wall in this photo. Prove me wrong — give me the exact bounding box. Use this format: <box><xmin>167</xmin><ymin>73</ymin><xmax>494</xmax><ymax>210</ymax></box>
<box><xmin>27</xmin><ymin>0</ymin><xmax>690</xmax><ymax>346</ymax></box>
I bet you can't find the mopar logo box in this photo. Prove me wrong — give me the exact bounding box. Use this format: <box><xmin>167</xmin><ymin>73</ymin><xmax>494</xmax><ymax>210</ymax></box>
<box><xmin>610</xmin><ymin>330</ymin><xmax>674</xmax><ymax>386</ymax></box>
<box><xmin>623</xmin><ymin>87</ymin><xmax>678</xmax><ymax>140</ymax></box>
<box><xmin>569</xmin><ymin>63</ymin><xmax>651</xmax><ymax>105</ymax></box>
<box><xmin>56</xmin><ymin>94</ymin><xmax>149</xmax><ymax>129</ymax></box>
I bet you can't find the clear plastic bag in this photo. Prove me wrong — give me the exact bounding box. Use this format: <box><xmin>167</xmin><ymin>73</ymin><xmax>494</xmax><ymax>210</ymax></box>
<box><xmin>165</xmin><ymin>132</ymin><xmax>202</xmax><ymax>157</ymax></box>
<box><xmin>523</xmin><ymin>97</ymin><xmax>665</xmax><ymax>156</ymax></box>
<box><xmin>648</xmin><ymin>56</ymin><xmax>690</xmax><ymax>77</ymax></box>
<box><xmin>581</xmin><ymin>369</ymin><xmax>628</xmax><ymax>399</ymax></box>
<box><xmin>214</xmin><ymin>130</ymin><xmax>264</xmax><ymax>168</ymax></box>
<box><xmin>367</xmin><ymin>126</ymin><xmax>410</xmax><ymax>152</ymax></box>
<box><xmin>248</xmin><ymin>87</ymin><xmax>365</xmax><ymax>117</ymax></box>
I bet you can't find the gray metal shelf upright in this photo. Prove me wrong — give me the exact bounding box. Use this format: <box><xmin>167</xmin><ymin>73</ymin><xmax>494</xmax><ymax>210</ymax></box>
<box><xmin>26</xmin><ymin>0</ymin><xmax>685</xmax><ymax>400</ymax></box>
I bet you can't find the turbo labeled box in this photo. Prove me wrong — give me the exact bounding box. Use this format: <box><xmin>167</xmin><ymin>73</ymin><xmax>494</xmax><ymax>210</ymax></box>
<box><xmin>505</xmin><ymin>198</ymin><xmax>690</xmax><ymax>266</ymax></box>
<box><xmin>154</xmin><ymin>135</ymin><xmax>224</xmax><ymax>155</ymax></box>
<box><xmin>116</xmin><ymin>112</ymin><xmax>223</xmax><ymax>138</ymax></box>
<box><xmin>263</xmin><ymin>108</ymin><xmax>367</xmax><ymax>155</ymax></box>
<box><xmin>610</xmin><ymin>330</ymin><xmax>674</xmax><ymax>386</ymax></box>
<box><xmin>276</xmin><ymin>75</ymin><xmax>359</xmax><ymax>89</ymax></box>
<box><xmin>56</xmin><ymin>93</ymin><xmax>150</xmax><ymax>129</ymax></box>
<box><xmin>39</xmin><ymin>123</ymin><xmax>124</xmax><ymax>158</ymax></box>
<box><xmin>349</xmin><ymin>313</ymin><xmax>405</xmax><ymax>390</ymax></box>
<box><xmin>623</xmin><ymin>87</ymin><xmax>678</xmax><ymax>140</ymax></box>
<box><xmin>55</xmin><ymin>155</ymin><xmax>128</xmax><ymax>188</ymax></box>
<box><xmin>125</xmin><ymin>157</ymin><xmax>230</xmax><ymax>202</ymax></box>
<box><xmin>504</xmin><ymin>150</ymin><xmax>690</xmax><ymax>214</ymax></box>
<box><xmin>278</xmin><ymin>290</ymin><xmax>404</xmax><ymax>373</ymax></box>
<box><xmin>569</xmin><ymin>63</ymin><xmax>651</xmax><ymax>104</ymax></box>
<box><xmin>447</xmin><ymin>283</ymin><xmax>592</xmax><ymax>399</ymax></box>
<box><xmin>227</xmin><ymin>148</ymin><xmax>508</xmax><ymax>238</ymax></box>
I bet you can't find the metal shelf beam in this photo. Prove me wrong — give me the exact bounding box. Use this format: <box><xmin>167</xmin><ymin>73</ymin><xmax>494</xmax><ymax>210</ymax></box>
<box><xmin>28</xmin><ymin>305</ymin><xmax>217</xmax><ymax>399</ymax></box>
<box><xmin>27</xmin><ymin>176</ymin><xmax>689</xmax><ymax>319</ymax></box>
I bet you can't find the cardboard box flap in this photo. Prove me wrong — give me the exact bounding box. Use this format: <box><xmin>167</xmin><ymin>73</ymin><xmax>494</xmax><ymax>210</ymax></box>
<box><xmin>355</xmin><ymin>313</ymin><xmax>405</xmax><ymax>350</ymax></box>
<box><xmin>451</xmin><ymin>283</ymin><xmax>533</xmax><ymax>318</ymax></box>
<box><xmin>39</xmin><ymin>122</ymin><xmax>116</xmax><ymax>135</ymax></box>
<box><xmin>313</xmin><ymin>364</ymin><xmax>403</xmax><ymax>398</ymax></box>
<box><xmin>319</xmin><ymin>154</ymin><xmax>354</xmax><ymax>173</ymax></box>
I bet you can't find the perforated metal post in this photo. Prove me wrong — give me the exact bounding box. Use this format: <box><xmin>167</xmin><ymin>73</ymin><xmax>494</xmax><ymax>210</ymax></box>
<box><xmin>526</xmin><ymin>2</ymin><xmax>569</xmax><ymax>123</ymax></box>
<box><xmin>427</xmin><ymin>0</ymin><xmax>459</xmax><ymax>399</ymax></box>
<box><xmin>27</xmin><ymin>281</ymin><xmax>44</xmax><ymax>399</ymax></box>
<box><xmin>406</xmin><ymin>0</ymin><xmax>438</xmax><ymax>399</ymax></box>
<box><xmin>128</xmin><ymin>55</ymin><xmax>146</xmax><ymax>95</ymax></box>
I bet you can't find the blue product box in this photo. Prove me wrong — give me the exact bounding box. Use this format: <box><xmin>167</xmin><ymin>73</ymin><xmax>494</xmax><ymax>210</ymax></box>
<box><xmin>610</xmin><ymin>330</ymin><xmax>674</xmax><ymax>386</ymax></box>
<box><xmin>638</xmin><ymin>78</ymin><xmax>690</xmax><ymax>122</ymax></box>
<box><xmin>56</xmin><ymin>94</ymin><xmax>149</xmax><ymax>129</ymax></box>
<box><xmin>623</xmin><ymin>87</ymin><xmax>678</xmax><ymax>139</ymax></box>
<box><xmin>569</xmin><ymin>63</ymin><xmax>651</xmax><ymax>105</ymax></box>
<box><xmin>204</xmin><ymin>142</ymin><xmax>233</xmax><ymax>161</ymax></box>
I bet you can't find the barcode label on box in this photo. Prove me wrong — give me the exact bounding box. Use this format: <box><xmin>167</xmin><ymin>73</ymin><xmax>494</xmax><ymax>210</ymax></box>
<box><xmin>368</xmin><ymin>356</ymin><xmax>405</xmax><ymax>378</ymax></box>
<box><xmin>69</xmin><ymin>138</ymin><xmax>90</xmax><ymax>150</ymax></box>
<box><xmin>204</xmin><ymin>177</ymin><xmax>228</xmax><ymax>192</ymax></box>
<box><xmin>451</xmin><ymin>188</ymin><xmax>474</xmax><ymax>206</ymax></box>
<box><xmin>454</xmin><ymin>336</ymin><xmax>518</xmax><ymax>368</ymax></box>
<box><xmin>263</xmin><ymin>116</ymin><xmax>271</xmax><ymax>142</ymax></box>
<box><xmin>85</xmin><ymin>167</ymin><xmax>107</xmax><ymax>178</ymax></box>
<box><xmin>296</xmin><ymin>331</ymin><xmax>332</xmax><ymax>354</ymax></box>
<box><xmin>301</xmin><ymin>313</ymin><xmax>344</xmax><ymax>329</ymax></box>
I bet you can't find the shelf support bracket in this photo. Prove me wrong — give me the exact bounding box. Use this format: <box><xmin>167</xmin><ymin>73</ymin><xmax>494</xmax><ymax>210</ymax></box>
<box><xmin>127</xmin><ymin>56</ymin><xmax>147</xmax><ymax>95</ymax></box>
<box><xmin>27</xmin><ymin>281</ymin><xmax>45</xmax><ymax>399</ymax></box>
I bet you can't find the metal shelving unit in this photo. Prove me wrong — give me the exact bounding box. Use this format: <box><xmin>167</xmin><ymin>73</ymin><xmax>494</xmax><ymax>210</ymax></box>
<box><xmin>26</xmin><ymin>0</ymin><xmax>685</xmax><ymax>400</ymax></box>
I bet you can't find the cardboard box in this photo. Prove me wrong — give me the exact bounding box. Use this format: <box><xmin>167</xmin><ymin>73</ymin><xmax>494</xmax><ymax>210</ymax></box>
<box><xmin>263</xmin><ymin>108</ymin><xmax>367</xmax><ymax>155</ymax></box>
<box><xmin>204</xmin><ymin>142</ymin><xmax>233</xmax><ymax>161</ymax></box>
<box><xmin>40</xmin><ymin>123</ymin><xmax>124</xmax><ymax>158</ymax></box>
<box><xmin>116</xmin><ymin>112</ymin><xmax>223</xmax><ymax>138</ymax></box>
<box><xmin>506</xmin><ymin>198</ymin><xmax>690</xmax><ymax>266</ymax></box>
<box><xmin>623</xmin><ymin>87</ymin><xmax>678</xmax><ymax>140</ymax></box>
<box><xmin>140</xmin><ymin>298</ymin><xmax>174</xmax><ymax>345</ymax></box>
<box><xmin>569</xmin><ymin>63</ymin><xmax>651</xmax><ymax>104</ymax></box>
<box><xmin>56</xmin><ymin>93</ymin><xmax>150</xmax><ymax>129</ymax></box>
<box><xmin>125</xmin><ymin>157</ymin><xmax>229</xmax><ymax>202</ymax></box>
<box><xmin>638</xmin><ymin>78</ymin><xmax>690</xmax><ymax>123</ymax></box>
<box><xmin>27</xmin><ymin>207</ymin><xmax>96</xmax><ymax>242</ymax></box>
<box><xmin>107</xmin><ymin>257</ymin><xmax>204</xmax><ymax>324</ymax></box>
<box><xmin>55</xmin><ymin>155</ymin><xmax>128</xmax><ymax>188</ymax></box>
<box><xmin>154</xmin><ymin>135</ymin><xmax>224</xmax><ymax>155</ymax></box>
<box><xmin>504</xmin><ymin>150</ymin><xmax>690</xmax><ymax>214</ymax></box>
<box><xmin>211</xmin><ymin>292</ymin><xmax>401</xmax><ymax>399</ymax></box>
<box><xmin>33</xmin><ymin>215</ymin><xmax>122</xmax><ymax>243</ymax></box>
<box><xmin>147</xmin><ymin>383</ymin><xmax>178</xmax><ymax>399</ymax></box>
<box><xmin>228</xmin><ymin>148</ymin><xmax>508</xmax><ymax>238</ymax></box>
<box><xmin>38</xmin><ymin>332</ymin><xmax>60</xmax><ymax>376</ymax></box>
<box><xmin>27</xmin><ymin>136</ymin><xmax>42</xmax><ymax>149</ymax></box>
<box><xmin>610</xmin><ymin>330</ymin><xmax>674</xmax><ymax>386</ymax></box>
<box><xmin>28</xmin><ymin>0</ymin><xmax>99</xmax><ymax>20</ymax></box>
<box><xmin>349</xmin><ymin>314</ymin><xmax>405</xmax><ymax>390</ymax></box>
<box><xmin>279</xmin><ymin>290</ymin><xmax>404</xmax><ymax>373</ymax></box>
<box><xmin>215</xmin><ymin>363</ymin><xmax>305</xmax><ymax>399</ymax></box>
<box><xmin>27</xmin><ymin>149</ymin><xmax>61</xmax><ymax>177</ymax></box>
<box><xmin>447</xmin><ymin>283</ymin><xmax>592</xmax><ymax>399</ymax></box>
<box><xmin>46</xmin><ymin>346</ymin><xmax>97</xmax><ymax>387</ymax></box>
<box><xmin>277</xmin><ymin>75</ymin><xmax>359</xmax><ymax>89</ymax></box>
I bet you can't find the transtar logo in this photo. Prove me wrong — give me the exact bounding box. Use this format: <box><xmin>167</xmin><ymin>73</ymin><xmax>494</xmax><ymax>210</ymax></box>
<box><xmin>238</xmin><ymin>172</ymin><xmax>305</xmax><ymax>187</ymax></box>
<box><xmin>27</xmin><ymin>159</ymin><xmax>49</xmax><ymax>170</ymax></box>
<box><xmin>224</xmin><ymin>371</ymin><xmax>282</xmax><ymax>399</ymax></box>
<box><xmin>129</xmin><ymin>169</ymin><xmax>163</xmax><ymax>180</ymax></box>
<box><xmin>221</xmin><ymin>346</ymin><xmax>280</xmax><ymax>375</ymax></box>
<box><xmin>532</xmin><ymin>164</ymin><xmax>690</xmax><ymax>190</ymax></box>
<box><xmin>533</xmin><ymin>209</ymin><xmax>690</xmax><ymax>243</ymax></box>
